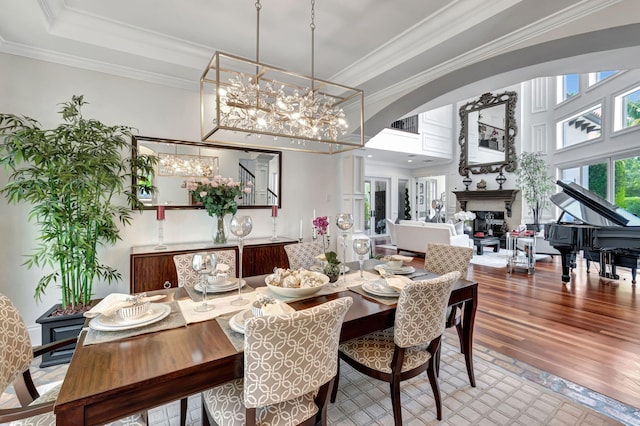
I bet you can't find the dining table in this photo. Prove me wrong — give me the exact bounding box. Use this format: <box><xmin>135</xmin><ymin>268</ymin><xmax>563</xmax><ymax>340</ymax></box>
<box><xmin>53</xmin><ymin>259</ymin><xmax>478</xmax><ymax>425</ymax></box>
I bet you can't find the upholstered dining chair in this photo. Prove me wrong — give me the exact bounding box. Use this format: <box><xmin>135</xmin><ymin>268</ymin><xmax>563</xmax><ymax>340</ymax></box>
<box><xmin>284</xmin><ymin>242</ymin><xmax>324</xmax><ymax>270</ymax></box>
<box><xmin>331</xmin><ymin>272</ymin><xmax>459</xmax><ymax>424</ymax></box>
<box><xmin>173</xmin><ymin>249</ymin><xmax>237</xmax><ymax>287</ymax></box>
<box><xmin>424</xmin><ymin>242</ymin><xmax>474</xmax><ymax>351</ymax></box>
<box><xmin>202</xmin><ymin>297</ymin><xmax>353</xmax><ymax>426</ymax></box>
<box><xmin>0</xmin><ymin>293</ymin><xmax>147</xmax><ymax>426</ymax></box>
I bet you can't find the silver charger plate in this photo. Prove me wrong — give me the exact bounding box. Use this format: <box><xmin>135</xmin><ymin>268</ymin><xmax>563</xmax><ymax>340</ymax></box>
<box><xmin>229</xmin><ymin>309</ymin><xmax>253</xmax><ymax>334</ymax></box>
<box><xmin>374</xmin><ymin>264</ymin><xmax>415</xmax><ymax>275</ymax></box>
<box><xmin>362</xmin><ymin>280</ymin><xmax>400</xmax><ymax>298</ymax></box>
<box><xmin>89</xmin><ymin>303</ymin><xmax>171</xmax><ymax>331</ymax></box>
<box><xmin>194</xmin><ymin>279</ymin><xmax>245</xmax><ymax>294</ymax></box>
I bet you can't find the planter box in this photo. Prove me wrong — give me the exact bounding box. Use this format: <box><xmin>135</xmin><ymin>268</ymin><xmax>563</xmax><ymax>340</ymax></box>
<box><xmin>35</xmin><ymin>305</ymin><xmax>85</xmax><ymax>367</ymax></box>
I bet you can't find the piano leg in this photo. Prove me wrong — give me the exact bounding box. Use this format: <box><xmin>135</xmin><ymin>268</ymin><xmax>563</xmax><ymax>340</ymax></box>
<box><xmin>559</xmin><ymin>250</ymin><xmax>573</xmax><ymax>283</ymax></box>
<box><xmin>632</xmin><ymin>269</ymin><xmax>637</xmax><ymax>285</ymax></box>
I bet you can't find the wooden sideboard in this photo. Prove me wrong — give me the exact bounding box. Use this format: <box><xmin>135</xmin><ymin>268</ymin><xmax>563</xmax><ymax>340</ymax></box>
<box><xmin>130</xmin><ymin>237</ymin><xmax>297</xmax><ymax>293</ymax></box>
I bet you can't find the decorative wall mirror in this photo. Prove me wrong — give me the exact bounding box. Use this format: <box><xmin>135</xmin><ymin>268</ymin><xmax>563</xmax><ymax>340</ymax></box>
<box><xmin>458</xmin><ymin>91</ymin><xmax>517</xmax><ymax>176</ymax></box>
<box><xmin>133</xmin><ymin>136</ymin><xmax>281</xmax><ymax>209</ymax></box>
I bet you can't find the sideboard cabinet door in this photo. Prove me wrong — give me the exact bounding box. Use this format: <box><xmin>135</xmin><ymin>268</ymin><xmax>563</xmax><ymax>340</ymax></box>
<box><xmin>130</xmin><ymin>238</ymin><xmax>296</xmax><ymax>293</ymax></box>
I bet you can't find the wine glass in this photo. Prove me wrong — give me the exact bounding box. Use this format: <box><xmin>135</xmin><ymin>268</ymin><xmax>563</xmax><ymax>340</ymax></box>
<box><xmin>352</xmin><ymin>238</ymin><xmax>370</xmax><ymax>280</ymax></box>
<box><xmin>229</xmin><ymin>215</ymin><xmax>253</xmax><ymax>306</ymax></box>
<box><xmin>336</xmin><ymin>213</ymin><xmax>354</xmax><ymax>283</ymax></box>
<box><xmin>192</xmin><ymin>252</ymin><xmax>216</xmax><ymax>312</ymax></box>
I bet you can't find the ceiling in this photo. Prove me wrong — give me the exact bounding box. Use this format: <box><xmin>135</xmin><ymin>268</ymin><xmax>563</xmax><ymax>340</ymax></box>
<box><xmin>1</xmin><ymin>0</ymin><xmax>640</xmax><ymax>167</ymax></box>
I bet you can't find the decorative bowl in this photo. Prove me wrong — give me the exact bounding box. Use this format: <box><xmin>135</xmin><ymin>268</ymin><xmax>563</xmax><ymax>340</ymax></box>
<box><xmin>118</xmin><ymin>301</ymin><xmax>150</xmax><ymax>320</ymax></box>
<box><xmin>251</xmin><ymin>301</ymin><xmax>264</xmax><ymax>317</ymax></box>
<box><xmin>265</xmin><ymin>271</ymin><xmax>330</xmax><ymax>298</ymax></box>
<box><xmin>207</xmin><ymin>272</ymin><xmax>229</xmax><ymax>286</ymax></box>
<box><xmin>386</xmin><ymin>260</ymin><xmax>403</xmax><ymax>269</ymax></box>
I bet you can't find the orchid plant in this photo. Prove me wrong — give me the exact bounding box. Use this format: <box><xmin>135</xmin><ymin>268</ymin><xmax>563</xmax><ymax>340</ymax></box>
<box><xmin>313</xmin><ymin>216</ymin><xmax>339</xmax><ymax>265</ymax></box>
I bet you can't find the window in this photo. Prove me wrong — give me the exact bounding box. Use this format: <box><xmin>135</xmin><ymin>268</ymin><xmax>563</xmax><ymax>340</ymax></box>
<box><xmin>557</xmin><ymin>74</ymin><xmax>579</xmax><ymax>103</ymax></box>
<box><xmin>557</xmin><ymin>105</ymin><xmax>602</xmax><ymax>148</ymax></box>
<box><xmin>588</xmin><ymin>70</ymin><xmax>617</xmax><ymax>86</ymax></box>
<box><xmin>614</xmin><ymin>155</ymin><xmax>640</xmax><ymax>217</ymax></box>
<box><xmin>614</xmin><ymin>86</ymin><xmax>640</xmax><ymax>131</ymax></box>
<box><xmin>560</xmin><ymin>163</ymin><xmax>608</xmax><ymax>199</ymax></box>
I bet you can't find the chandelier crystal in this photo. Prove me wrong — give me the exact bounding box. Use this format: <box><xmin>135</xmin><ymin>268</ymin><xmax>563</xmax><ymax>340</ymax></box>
<box><xmin>200</xmin><ymin>1</ymin><xmax>364</xmax><ymax>154</ymax></box>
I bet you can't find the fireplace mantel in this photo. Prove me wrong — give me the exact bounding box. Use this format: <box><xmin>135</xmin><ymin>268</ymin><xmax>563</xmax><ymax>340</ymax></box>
<box><xmin>453</xmin><ymin>189</ymin><xmax>519</xmax><ymax>217</ymax></box>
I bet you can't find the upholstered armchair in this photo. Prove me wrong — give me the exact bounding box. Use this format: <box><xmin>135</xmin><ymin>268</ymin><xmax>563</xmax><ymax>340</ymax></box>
<box><xmin>0</xmin><ymin>293</ymin><xmax>147</xmax><ymax>426</ymax></box>
<box><xmin>202</xmin><ymin>297</ymin><xmax>353</xmax><ymax>426</ymax></box>
<box><xmin>424</xmin><ymin>243</ymin><xmax>474</xmax><ymax>350</ymax></box>
<box><xmin>284</xmin><ymin>242</ymin><xmax>324</xmax><ymax>270</ymax></box>
<box><xmin>331</xmin><ymin>272</ymin><xmax>459</xmax><ymax>424</ymax></box>
<box><xmin>173</xmin><ymin>250</ymin><xmax>237</xmax><ymax>287</ymax></box>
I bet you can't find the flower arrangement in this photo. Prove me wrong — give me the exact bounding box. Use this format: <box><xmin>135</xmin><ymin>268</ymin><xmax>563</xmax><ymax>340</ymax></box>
<box><xmin>313</xmin><ymin>216</ymin><xmax>341</xmax><ymax>282</ymax></box>
<box><xmin>453</xmin><ymin>210</ymin><xmax>476</xmax><ymax>222</ymax></box>
<box><xmin>185</xmin><ymin>176</ymin><xmax>252</xmax><ymax>217</ymax></box>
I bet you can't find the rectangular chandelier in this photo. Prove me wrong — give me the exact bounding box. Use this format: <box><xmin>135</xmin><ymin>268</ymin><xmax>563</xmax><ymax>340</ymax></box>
<box><xmin>200</xmin><ymin>51</ymin><xmax>365</xmax><ymax>155</ymax></box>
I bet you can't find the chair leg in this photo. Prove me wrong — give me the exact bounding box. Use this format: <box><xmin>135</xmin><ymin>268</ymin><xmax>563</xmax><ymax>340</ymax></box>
<box><xmin>180</xmin><ymin>397</ymin><xmax>187</xmax><ymax>426</ymax></box>
<box><xmin>427</xmin><ymin>360</ymin><xmax>443</xmax><ymax>420</ymax></box>
<box><xmin>330</xmin><ymin>358</ymin><xmax>341</xmax><ymax>403</ymax></box>
<box><xmin>426</xmin><ymin>338</ymin><xmax>443</xmax><ymax>420</ymax></box>
<box><xmin>389</xmin><ymin>378</ymin><xmax>403</xmax><ymax>425</ymax></box>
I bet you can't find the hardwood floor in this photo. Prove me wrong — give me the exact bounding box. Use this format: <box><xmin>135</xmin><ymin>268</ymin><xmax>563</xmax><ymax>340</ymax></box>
<box><xmin>385</xmin><ymin>248</ymin><xmax>640</xmax><ymax>409</ymax></box>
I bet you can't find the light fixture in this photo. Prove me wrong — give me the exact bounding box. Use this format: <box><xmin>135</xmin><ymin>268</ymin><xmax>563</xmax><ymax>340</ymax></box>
<box><xmin>158</xmin><ymin>152</ymin><xmax>218</xmax><ymax>177</ymax></box>
<box><xmin>200</xmin><ymin>0</ymin><xmax>364</xmax><ymax>154</ymax></box>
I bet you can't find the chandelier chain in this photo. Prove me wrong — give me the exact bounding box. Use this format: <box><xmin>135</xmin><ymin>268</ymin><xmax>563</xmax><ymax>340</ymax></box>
<box><xmin>255</xmin><ymin>0</ymin><xmax>261</xmax><ymax>64</ymax></box>
<box><xmin>310</xmin><ymin>0</ymin><xmax>315</xmax><ymax>83</ymax></box>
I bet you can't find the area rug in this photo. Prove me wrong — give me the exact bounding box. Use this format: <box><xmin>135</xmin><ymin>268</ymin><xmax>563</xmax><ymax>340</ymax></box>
<box><xmin>3</xmin><ymin>334</ymin><xmax>634</xmax><ymax>425</ymax></box>
<box><xmin>470</xmin><ymin>249</ymin><xmax>551</xmax><ymax>269</ymax></box>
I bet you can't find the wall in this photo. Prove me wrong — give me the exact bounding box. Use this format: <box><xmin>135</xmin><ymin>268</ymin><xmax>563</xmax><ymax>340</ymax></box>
<box><xmin>0</xmin><ymin>53</ymin><xmax>342</xmax><ymax>343</ymax></box>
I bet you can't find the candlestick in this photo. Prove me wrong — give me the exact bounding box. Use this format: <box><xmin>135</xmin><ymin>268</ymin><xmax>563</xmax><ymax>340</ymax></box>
<box><xmin>270</xmin><ymin>217</ymin><xmax>278</xmax><ymax>241</ymax></box>
<box><xmin>313</xmin><ymin>209</ymin><xmax>316</xmax><ymax>219</ymax></box>
<box><xmin>154</xmin><ymin>219</ymin><xmax>167</xmax><ymax>250</ymax></box>
<box><xmin>271</xmin><ymin>205</ymin><xmax>278</xmax><ymax>217</ymax></box>
<box><xmin>299</xmin><ymin>219</ymin><xmax>303</xmax><ymax>241</ymax></box>
<box><xmin>156</xmin><ymin>205</ymin><xmax>165</xmax><ymax>220</ymax></box>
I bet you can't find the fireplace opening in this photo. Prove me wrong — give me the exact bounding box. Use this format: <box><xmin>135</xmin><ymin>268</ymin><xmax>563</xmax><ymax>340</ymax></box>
<box><xmin>472</xmin><ymin>211</ymin><xmax>506</xmax><ymax>238</ymax></box>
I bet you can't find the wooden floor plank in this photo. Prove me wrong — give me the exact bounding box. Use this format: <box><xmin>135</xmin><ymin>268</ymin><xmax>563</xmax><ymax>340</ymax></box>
<box><xmin>377</xmin><ymin>247</ymin><xmax>640</xmax><ymax>408</ymax></box>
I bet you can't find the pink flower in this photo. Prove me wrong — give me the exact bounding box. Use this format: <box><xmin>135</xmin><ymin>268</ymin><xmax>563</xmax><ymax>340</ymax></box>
<box><xmin>199</xmin><ymin>191</ymin><xmax>207</xmax><ymax>197</ymax></box>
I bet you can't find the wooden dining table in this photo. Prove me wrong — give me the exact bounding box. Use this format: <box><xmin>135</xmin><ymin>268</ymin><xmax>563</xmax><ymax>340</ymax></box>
<box><xmin>53</xmin><ymin>262</ymin><xmax>478</xmax><ymax>425</ymax></box>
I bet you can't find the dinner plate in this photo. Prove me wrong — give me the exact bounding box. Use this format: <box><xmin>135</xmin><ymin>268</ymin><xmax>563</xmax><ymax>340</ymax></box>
<box><xmin>194</xmin><ymin>279</ymin><xmax>245</xmax><ymax>294</ymax></box>
<box><xmin>230</xmin><ymin>303</ymin><xmax>296</xmax><ymax>334</ymax></box>
<box><xmin>89</xmin><ymin>303</ymin><xmax>171</xmax><ymax>331</ymax></box>
<box><xmin>362</xmin><ymin>280</ymin><xmax>400</xmax><ymax>298</ymax></box>
<box><xmin>310</xmin><ymin>264</ymin><xmax>350</xmax><ymax>273</ymax></box>
<box><xmin>374</xmin><ymin>264</ymin><xmax>416</xmax><ymax>275</ymax></box>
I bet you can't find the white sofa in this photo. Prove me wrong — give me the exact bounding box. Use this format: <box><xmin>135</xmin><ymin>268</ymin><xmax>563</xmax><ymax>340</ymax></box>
<box><xmin>395</xmin><ymin>220</ymin><xmax>472</xmax><ymax>254</ymax></box>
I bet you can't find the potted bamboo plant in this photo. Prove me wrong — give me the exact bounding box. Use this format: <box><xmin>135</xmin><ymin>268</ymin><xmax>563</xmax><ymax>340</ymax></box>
<box><xmin>0</xmin><ymin>95</ymin><xmax>157</xmax><ymax>365</ymax></box>
<box><xmin>514</xmin><ymin>151</ymin><xmax>555</xmax><ymax>231</ymax></box>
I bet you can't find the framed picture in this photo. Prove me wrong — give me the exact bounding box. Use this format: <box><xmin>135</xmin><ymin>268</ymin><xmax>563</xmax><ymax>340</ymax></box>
<box><xmin>419</xmin><ymin>195</ymin><xmax>424</xmax><ymax>205</ymax></box>
<box><xmin>419</xmin><ymin>183</ymin><xmax>424</xmax><ymax>195</ymax></box>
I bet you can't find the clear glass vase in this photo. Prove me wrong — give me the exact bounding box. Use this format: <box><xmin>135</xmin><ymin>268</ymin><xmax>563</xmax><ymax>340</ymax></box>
<box><xmin>212</xmin><ymin>214</ymin><xmax>229</xmax><ymax>244</ymax></box>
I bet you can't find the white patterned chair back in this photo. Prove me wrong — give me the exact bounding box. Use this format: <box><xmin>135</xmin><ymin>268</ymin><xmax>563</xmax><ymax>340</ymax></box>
<box><xmin>0</xmin><ymin>293</ymin><xmax>33</xmax><ymax>394</ymax></box>
<box><xmin>284</xmin><ymin>242</ymin><xmax>324</xmax><ymax>270</ymax></box>
<box><xmin>424</xmin><ymin>243</ymin><xmax>474</xmax><ymax>279</ymax></box>
<box><xmin>173</xmin><ymin>250</ymin><xmax>236</xmax><ymax>287</ymax></box>
<box><xmin>243</xmin><ymin>297</ymin><xmax>353</xmax><ymax>408</ymax></box>
<box><xmin>394</xmin><ymin>271</ymin><xmax>459</xmax><ymax>348</ymax></box>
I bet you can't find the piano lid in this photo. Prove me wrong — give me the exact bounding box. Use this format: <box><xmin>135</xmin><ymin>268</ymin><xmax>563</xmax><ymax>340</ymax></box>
<box><xmin>551</xmin><ymin>180</ymin><xmax>640</xmax><ymax>227</ymax></box>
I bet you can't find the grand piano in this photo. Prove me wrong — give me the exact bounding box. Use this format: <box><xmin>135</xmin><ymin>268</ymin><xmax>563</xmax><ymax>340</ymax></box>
<box><xmin>545</xmin><ymin>180</ymin><xmax>640</xmax><ymax>284</ymax></box>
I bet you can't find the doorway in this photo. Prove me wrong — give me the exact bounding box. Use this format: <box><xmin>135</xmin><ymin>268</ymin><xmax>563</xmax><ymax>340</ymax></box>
<box><xmin>364</xmin><ymin>178</ymin><xmax>389</xmax><ymax>236</ymax></box>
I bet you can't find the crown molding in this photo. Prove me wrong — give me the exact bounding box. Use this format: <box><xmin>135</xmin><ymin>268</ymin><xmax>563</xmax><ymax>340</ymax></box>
<box><xmin>0</xmin><ymin>40</ymin><xmax>197</xmax><ymax>91</ymax></box>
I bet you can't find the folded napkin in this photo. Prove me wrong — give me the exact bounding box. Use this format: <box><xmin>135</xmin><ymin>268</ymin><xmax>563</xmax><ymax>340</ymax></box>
<box><xmin>84</xmin><ymin>293</ymin><xmax>166</xmax><ymax>318</ymax></box>
<box><xmin>385</xmin><ymin>275</ymin><xmax>412</xmax><ymax>292</ymax></box>
<box><xmin>216</xmin><ymin>263</ymin><xmax>230</xmax><ymax>273</ymax></box>
<box><xmin>262</xmin><ymin>301</ymin><xmax>294</xmax><ymax>315</ymax></box>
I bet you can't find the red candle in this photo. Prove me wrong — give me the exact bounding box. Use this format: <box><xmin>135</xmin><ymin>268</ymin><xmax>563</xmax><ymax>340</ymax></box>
<box><xmin>271</xmin><ymin>205</ymin><xmax>278</xmax><ymax>217</ymax></box>
<box><xmin>156</xmin><ymin>205</ymin><xmax>165</xmax><ymax>220</ymax></box>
